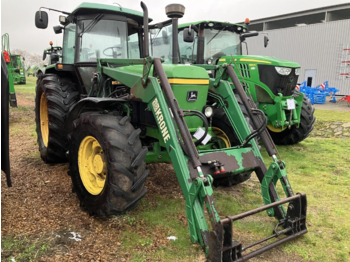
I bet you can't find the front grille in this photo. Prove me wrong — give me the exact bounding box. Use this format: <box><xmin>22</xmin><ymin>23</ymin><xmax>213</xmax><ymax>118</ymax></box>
<box><xmin>238</xmin><ymin>63</ymin><xmax>251</xmax><ymax>78</ymax></box>
<box><xmin>258</xmin><ymin>65</ymin><xmax>298</xmax><ymax>96</ymax></box>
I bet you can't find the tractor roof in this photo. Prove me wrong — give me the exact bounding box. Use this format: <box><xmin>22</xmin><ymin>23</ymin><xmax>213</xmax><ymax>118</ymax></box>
<box><xmin>70</xmin><ymin>2</ymin><xmax>152</xmax><ymax>23</ymax></box>
<box><xmin>179</xmin><ymin>20</ymin><xmax>246</xmax><ymax>32</ymax></box>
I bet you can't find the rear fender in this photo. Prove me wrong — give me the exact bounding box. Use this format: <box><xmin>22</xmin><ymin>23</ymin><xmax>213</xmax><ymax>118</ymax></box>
<box><xmin>66</xmin><ymin>97</ymin><xmax>127</xmax><ymax>134</ymax></box>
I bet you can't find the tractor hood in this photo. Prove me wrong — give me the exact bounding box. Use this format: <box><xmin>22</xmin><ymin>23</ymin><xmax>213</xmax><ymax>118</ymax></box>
<box><xmin>220</xmin><ymin>55</ymin><xmax>300</xmax><ymax>68</ymax></box>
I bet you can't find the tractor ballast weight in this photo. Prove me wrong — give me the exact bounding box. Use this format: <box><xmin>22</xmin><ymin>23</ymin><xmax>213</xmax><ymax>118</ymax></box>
<box><xmin>178</xmin><ymin>21</ymin><xmax>315</xmax><ymax>145</ymax></box>
<box><xmin>34</xmin><ymin>2</ymin><xmax>307</xmax><ymax>260</ymax></box>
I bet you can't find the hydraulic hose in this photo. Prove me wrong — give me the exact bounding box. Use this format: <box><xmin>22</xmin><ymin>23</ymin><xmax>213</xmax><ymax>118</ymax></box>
<box><xmin>242</xmin><ymin>109</ymin><xmax>267</xmax><ymax>147</ymax></box>
<box><xmin>183</xmin><ymin>110</ymin><xmax>209</xmax><ymax>146</ymax></box>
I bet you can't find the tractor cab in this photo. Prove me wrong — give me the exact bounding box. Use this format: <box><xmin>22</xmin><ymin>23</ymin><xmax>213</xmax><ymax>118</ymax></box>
<box><xmin>35</xmin><ymin>3</ymin><xmax>149</xmax><ymax>94</ymax></box>
<box><xmin>178</xmin><ymin>21</ymin><xmax>243</xmax><ymax>64</ymax></box>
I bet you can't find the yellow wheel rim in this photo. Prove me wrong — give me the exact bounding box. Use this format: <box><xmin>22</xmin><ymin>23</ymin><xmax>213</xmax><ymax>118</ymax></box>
<box><xmin>78</xmin><ymin>136</ymin><xmax>107</xmax><ymax>195</ymax></box>
<box><xmin>267</xmin><ymin>125</ymin><xmax>287</xmax><ymax>133</ymax></box>
<box><xmin>212</xmin><ymin>127</ymin><xmax>231</xmax><ymax>148</ymax></box>
<box><xmin>40</xmin><ymin>93</ymin><xmax>49</xmax><ymax>147</ymax></box>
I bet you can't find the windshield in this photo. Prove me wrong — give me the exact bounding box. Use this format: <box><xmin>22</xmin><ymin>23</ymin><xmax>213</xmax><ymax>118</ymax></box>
<box><xmin>203</xmin><ymin>28</ymin><xmax>241</xmax><ymax>62</ymax></box>
<box><xmin>77</xmin><ymin>19</ymin><xmax>133</xmax><ymax>62</ymax></box>
<box><xmin>149</xmin><ymin>25</ymin><xmax>173</xmax><ymax>64</ymax></box>
<box><xmin>178</xmin><ymin>27</ymin><xmax>242</xmax><ymax>64</ymax></box>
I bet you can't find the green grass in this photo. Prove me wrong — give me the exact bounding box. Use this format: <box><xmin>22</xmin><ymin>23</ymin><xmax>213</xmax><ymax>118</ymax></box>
<box><xmin>314</xmin><ymin>109</ymin><xmax>350</xmax><ymax>122</ymax></box>
<box><xmin>116</xmin><ymin>197</ymin><xmax>203</xmax><ymax>261</ymax></box>
<box><xmin>13</xmin><ymin>76</ymin><xmax>36</xmax><ymax>95</ymax></box>
<box><xmin>274</xmin><ymin>137</ymin><xmax>350</xmax><ymax>261</ymax></box>
<box><xmin>1</xmin><ymin>235</ymin><xmax>50</xmax><ymax>262</ymax></box>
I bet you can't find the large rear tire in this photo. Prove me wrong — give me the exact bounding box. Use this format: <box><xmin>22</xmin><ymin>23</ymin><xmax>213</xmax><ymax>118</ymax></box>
<box><xmin>35</xmin><ymin>74</ymin><xmax>79</xmax><ymax>163</ymax></box>
<box><xmin>268</xmin><ymin>92</ymin><xmax>315</xmax><ymax>145</ymax></box>
<box><xmin>68</xmin><ymin>112</ymin><xmax>149</xmax><ymax>217</ymax></box>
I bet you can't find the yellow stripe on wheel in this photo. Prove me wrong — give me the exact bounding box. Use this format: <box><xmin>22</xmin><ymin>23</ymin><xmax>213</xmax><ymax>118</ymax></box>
<box><xmin>40</xmin><ymin>93</ymin><xmax>49</xmax><ymax>147</ymax></box>
<box><xmin>267</xmin><ymin>125</ymin><xmax>287</xmax><ymax>133</ymax></box>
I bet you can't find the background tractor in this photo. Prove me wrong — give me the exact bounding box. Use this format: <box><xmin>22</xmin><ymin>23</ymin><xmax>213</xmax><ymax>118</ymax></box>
<box><xmin>2</xmin><ymin>33</ymin><xmax>17</xmax><ymax>107</ymax></box>
<box><xmin>35</xmin><ymin>2</ymin><xmax>307</xmax><ymax>260</ymax></box>
<box><xmin>10</xmin><ymin>54</ymin><xmax>26</xmax><ymax>84</ymax></box>
<box><xmin>27</xmin><ymin>65</ymin><xmax>40</xmax><ymax>77</ymax></box>
<box><xmin>36</xmin><ymin>41</ymin><xmax>62</xmax><ymax>79</ymax></box>
<box><xmin>177</xmin><ymin>21</ymin><xmax>315</xmax><ymax>145</ymax></box>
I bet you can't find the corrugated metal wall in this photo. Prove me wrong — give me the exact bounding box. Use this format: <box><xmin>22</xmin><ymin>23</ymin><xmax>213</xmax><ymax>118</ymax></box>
<box><xmin>246</xmin><ymin>20</ymin><xmax>350</xmax><ymax>95</ymax></box>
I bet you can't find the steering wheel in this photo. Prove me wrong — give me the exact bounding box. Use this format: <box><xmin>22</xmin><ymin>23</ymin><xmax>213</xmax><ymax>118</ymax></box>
<box><xmin>103</xmin><ymin>46</ymin><xmax>122</xmax><ymax>58</ymax></box>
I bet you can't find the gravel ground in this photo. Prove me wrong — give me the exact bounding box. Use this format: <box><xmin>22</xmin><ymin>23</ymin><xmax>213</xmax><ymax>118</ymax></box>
<box><xmin>313</xmin><ymin>96</ymin><xmax>350</xmax><ymax>112</ymax></box>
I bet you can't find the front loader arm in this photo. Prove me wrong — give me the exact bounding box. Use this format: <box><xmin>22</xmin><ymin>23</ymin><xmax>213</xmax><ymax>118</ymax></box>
<box><xmin>98</xmin><ymin>57</ymin><xmax>307</xmax><ymax>261</ymax></box>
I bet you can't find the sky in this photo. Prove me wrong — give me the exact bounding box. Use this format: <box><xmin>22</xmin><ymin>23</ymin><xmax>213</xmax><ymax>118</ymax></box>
<box><xmin>1</xmin><ymin>0</ymin><xmax>350</xmax><ymax>55</ymax></box>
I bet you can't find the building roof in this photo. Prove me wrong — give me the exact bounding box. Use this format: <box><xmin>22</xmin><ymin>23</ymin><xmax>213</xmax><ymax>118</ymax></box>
<box><xmin>245</xmin><ymin>3</ymin><xmax>350</xmax><ymax>31</ymax></box>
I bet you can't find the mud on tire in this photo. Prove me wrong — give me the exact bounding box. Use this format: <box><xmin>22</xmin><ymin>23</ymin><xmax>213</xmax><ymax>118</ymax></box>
<box><xmin>68</xmin><ymin>112</ymin><xmax>149</xmax><ymax>217</ymax></box>
<box><xmin>35</xmin><ymin>74</ymin><xmax>79</xmax><ymax>163</ymax></box>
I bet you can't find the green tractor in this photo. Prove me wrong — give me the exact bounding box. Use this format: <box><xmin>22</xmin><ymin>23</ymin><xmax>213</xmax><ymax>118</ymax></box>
<box><xmin>177</xmin><ymin>21</ymin><xmax>315</xmax><ymax>145</ymax></box>
<box><xmin>10</xmin><ymin>54</ymin><xmax>26</xmax><ymax>84</ymax></box>
<box><xmin>37</xmin><ymin>41</ymin><xmax>62</xmax><ymax>79</ymax></box>
<box><xmin>35</xmin><ymin>2</ymin><xmax>307</xmax><ymax>260</ymax></box>
<box><xmin>27</xmin><ymin>65</ymin><xmax>40</xmax><ymax>77</ymax></box>
<box><xmin>1</xmin><ymin>33</ymin><xmax>17</xmax><ymax>107</ymax></box>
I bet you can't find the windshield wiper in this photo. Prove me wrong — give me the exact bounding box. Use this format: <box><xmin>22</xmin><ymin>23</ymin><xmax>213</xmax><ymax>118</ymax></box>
<box><xmin>79</xmin><ymin>14</ymin><xmax>104</xmax><ymax>37</ymax></box>
<box><xmin>206</xmin><ymin>26</ymin><xmax>226</xmax><ymax>45</ymax></box>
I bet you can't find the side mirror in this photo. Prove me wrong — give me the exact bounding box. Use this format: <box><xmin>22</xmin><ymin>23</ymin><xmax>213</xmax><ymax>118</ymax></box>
<box><xmin>53</xmin><ymin>25</ymin><xmax>63</xmax><ymax>34</ymax></box>
<box><xmin>35</xmin><ymin>11</ymin><xmax>48</xmax><ymax>29</ymax></box>
<box><xmin>183</xmin><ymin>28</ymin><xmax>194</xmax><ymax>43</ymax></box>
<box><xmin>22</xmin><ymin>57</ymin><xmax>25</xmax><ymax>61</ymax></box>
<box><xmin>264</xmin><ymin>35</ymin><xmax>269</xmax><ymax>48</ymax></box>
<box><xmin>43</xmin><ymin>51</ymin><xmax>47</xmax><ymax>61</ymax></box>
<box><xmin>240</xmin><ymin>32</ymin><xmax>259</xmax><ymax>42</ymax></box>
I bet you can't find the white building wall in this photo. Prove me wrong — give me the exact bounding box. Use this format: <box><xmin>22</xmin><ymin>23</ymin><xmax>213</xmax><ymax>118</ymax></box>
<box><xmin>246</xmin><ymin>20</ymin><xmax>350</xmax><ymax>95</ymax></box>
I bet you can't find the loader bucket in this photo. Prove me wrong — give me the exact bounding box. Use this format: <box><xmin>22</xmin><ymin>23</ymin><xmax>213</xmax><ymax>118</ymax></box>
<box><xmin>207</xmin><ymin>193</ymin><xmax>307</xmax><ymax>261</ymax></box>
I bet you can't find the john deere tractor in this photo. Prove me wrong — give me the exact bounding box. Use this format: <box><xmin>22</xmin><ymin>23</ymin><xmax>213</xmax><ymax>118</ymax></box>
<box><xmin>37</xmin><ymin>41</ymin><xmax>62</xmax><ymax>79</ymax></box>
<box><xmin>177</xmin><ymin>21</ymin><xmax>315</xmax><ymax>145</ymax></box>
<box><xmin>10</xmin><ymin>54</ymin><xmax>26</xmax><ymax>84</ymax></box>
<box><xmin>35</xmin><ymin>3</ymin><xmax>307</xmax><ymax>260</ymax></box>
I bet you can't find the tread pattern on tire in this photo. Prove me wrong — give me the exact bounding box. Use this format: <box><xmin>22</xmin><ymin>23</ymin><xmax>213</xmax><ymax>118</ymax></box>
<box><xmin>69</xmin><ymin>112</ymin><xmax>149</xmax><ymax>217</ymax></box>
<box><xmin>35</xmin><ymin>74</ymin><xmax>79</xmax><ymax>163</ymax></box>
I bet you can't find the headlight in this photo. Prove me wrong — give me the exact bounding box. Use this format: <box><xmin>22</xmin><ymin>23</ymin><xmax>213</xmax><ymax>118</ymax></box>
<box><xmin>275</xmin><ymin>67</ymin><xmax>292</xmax><ymax>76</ymax></box>
<box><xmin>207</xmin><ymin>58</ymin><xmax>212</xmax><ymax>65</ymax></box>
<box><xmin>204</xmin><ymin>106</ymin><xmax>213</xmax><ymax>118</ymax></box>
<box><xmin>295</xmin><ymin>68</ymin><xmax>300</xmax><ymax>75</ymax></box>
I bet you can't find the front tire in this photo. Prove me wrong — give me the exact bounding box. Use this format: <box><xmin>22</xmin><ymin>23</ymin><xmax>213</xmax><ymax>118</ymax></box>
<box><xmin>35</xmin><ymin>74</ymin><xmax>79</xmax><ymax>163</ymax></box>
<box><xmin>69</xmin><ymin>112</ymin><xmax>149</xmax><ymax>217</ymax></box>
